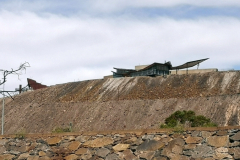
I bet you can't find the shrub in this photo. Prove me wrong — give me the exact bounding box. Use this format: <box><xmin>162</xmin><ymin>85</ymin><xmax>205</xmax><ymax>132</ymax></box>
<box><xmin>52</xmin><ymin>127</ymin><xmax>71</xmax><ymax>133</ymax></box>
<box><xmin>160</xmin><ymin>110</ymin><xmax>217</xmax><ymax>128</ymax></box>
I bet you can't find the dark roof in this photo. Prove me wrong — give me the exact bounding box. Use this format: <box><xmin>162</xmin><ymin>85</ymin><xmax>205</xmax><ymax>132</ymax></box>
<box><xmin>172</xmin><ymin>58</ymin><xmax>209</xmax><ymax>70</ymax></box>
<box><xmin>27</xmin><ymin>78</ymin><xmax>47</xmax><ymax>90</ymax></box>
<box><xmin>138</xmin><ymin>62</ymin><xmax>172</xmax><ymax>71</ymax></box>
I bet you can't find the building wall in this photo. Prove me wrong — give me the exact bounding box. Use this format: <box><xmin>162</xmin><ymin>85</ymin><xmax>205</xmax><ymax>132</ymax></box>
<box><xmin>170</xmin><ymin>68</ymin><xmax>218</xmax><ymax>75</ymax></box>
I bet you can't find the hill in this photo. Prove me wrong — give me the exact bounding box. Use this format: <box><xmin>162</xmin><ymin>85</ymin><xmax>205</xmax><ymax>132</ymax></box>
<box><xmin>1</xmin><ymin>71</ymin><xmax>240</xmax><ymax>134</ymax></box>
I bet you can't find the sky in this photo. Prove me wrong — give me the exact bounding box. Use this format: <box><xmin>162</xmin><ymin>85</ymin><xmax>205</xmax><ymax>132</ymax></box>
<box><xmin>0</xmin><ymin>0</ymin><xmax>240</xmax><ymax>92</ymax></box>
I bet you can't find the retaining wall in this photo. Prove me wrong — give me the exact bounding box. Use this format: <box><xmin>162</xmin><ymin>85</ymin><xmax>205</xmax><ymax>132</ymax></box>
<box><xmin>0</xmin><ymin>126</ymin><xmax>240</xmax><ymax>160</ymax></box>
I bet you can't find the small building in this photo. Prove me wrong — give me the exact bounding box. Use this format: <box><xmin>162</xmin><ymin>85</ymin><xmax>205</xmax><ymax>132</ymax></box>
<box><xmin>112</xmin><ymin>58</ymin><xmax>210</xmax><ymax>78</ymax></box>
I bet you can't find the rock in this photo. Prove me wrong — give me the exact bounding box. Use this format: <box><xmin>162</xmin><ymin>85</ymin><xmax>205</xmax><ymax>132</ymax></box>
<box><xmin>142</xmin><ymin>134</ymin><xmax>154</xmax><ymax>140</ymax></box>
<box><xmin>0</xmin><ymin>154</ymin><xmax>15</xmax><ymax>160</ymax></box>
<box><xmin>27</xmin><ymin>156</ymin><xmax>40</xmax><ymax>160</ymax></box>
<box><xmin>96</xmin><ymin>148</ymin><xmax>110</xmax><ymax>158</ymax></box>
<box><xmin>162</xmin><ymin>138</ymin><xmax>185</xmax><ymax>157</ymax></box>
<box><xmin>139</xmin><ymin>151</ymin><xmax>155</xmax><ymax>160</ymax></box>
<box><xmin>124</xmin><ymin>137</ymin><xmax>137</xmax><ymax>144</ymax></box>
<box><xmin>230</xmin><ymin>131</ymin><xmax>240</xmax><ymax>141</ymax></box>
<box><xmin>168</xmin><ymin>153</ymin><xmax>190</xmax><ymax>160</ymax></box>
<box><xmin>214</xmin><ymin>147</ymin><xmax>232</xmax><ymax>159</ymax></box>
<box><xmin>81</xmin><ymin>154</ymin><xmax>92</xmax><ymax>160</ymax></box>
<box><xmin>76</xmin><ymin>148</ymin><xmax>89</xmax><ymax>155</ymax></box>
<box><xmin>172</xmin><ymin>145</ymin><xmax>183</xmax><ymax>154</ymax></box>
<box><xmin>152</xmin><ymin>157</ymin><xmax>168</xmax><ymax>160</ymax></box>
<box><xmin>229</xmin><ymin>141</ymin><xmax>240</xmax><ymax>147</ymax></box>
<box><xmin>206</xmin><ymin>136</ymin><xmax>229</xmax><ymax>147</ymax></box>
<box><xmin>65</xmin><ymin>154</ymin><xmax>79</xmax><ymax>160</ymax></box>
<box><xmin>0</xmin><ymin>145</ymin><xmax>6</xmax><ymax>154</ymax></box>
<box><xmin>0</xmin><ymin>139</ymin><xmax>8</xmax><ymax>145</ymax></box>
<box><xmin>191</xmin><ymin>145</ymin><xmax>214</xmax><ymax>158</ymax></box>
<box><xmin>76</xmin><ymin>136</ymin><xmax>90</xmax><ymax>143</ymax></box>
<box><xmin>185</xmin><ymin>136</ymin><xmax>202</xmax><ymax>144</ymax></box>
<box><xmin>18</xmin><ymin>153</ymin><xmax>30</xmax><ymax>159</ymax></box>
<box><xmin>113</xmin><ymin>144</ymin><xmax>130</xmax><ymax>152</ymax></box>
<box><xmin>38</xmin><ymin>156</ymin><xmax>51</xmax><ymax>160</ymax></box>
<box><xmin>46</xmin><ymin>137</ymin><xmax>62</xmax><ymax>145</ymax></box>
<box><xmin>65</xmin><ymin>136</ymin><xmax>75</xmax><ymax>141</ymax></box>
<box><xmin>122</xmin><ymin>149</ymin><xmax>137</xmax><ymax>160</ymax></box>
<box><xmin>83</xmin><ymin>137</ymin><xmax>114</xmax><ymax>148</ymax></box>
<box><xmin>105</xmin><ymin>153</ymin><xmax>120</xmax><ymax>160</ymax></box>
<box><xmin>137</xmin><ymin>140</ymin><xmax>165</xmax><ymax>151</ymax></box>
<box><xmin>216</xmin><ymin>130</ymin><xmax>228</xmax><ymax>136</ymax></box>
<box><xmin>228</xmin><ymin>147</ymin><xmax>240</xmax><ymax>159</ymax></box>
<box><xmin>37</xmin><ymin>143</ymin><xmax>49</xmax><ymax>152</ymax></box>
<box><xmin>67</xmin><ymin>141</ymin><xmax>81</xmax><ymax>151</ymax></box>
<box><xmin>39</xmin><ymin>151</ymin><xmax>46</xmax><ymax>157</ymax></box>
<box><xmin>184</xmin><ymin>144</ymin><xmax>196</xmax><ymax>150</ymax></box>
<box><xmin>191</xmin><ymin>131</ymin><xmax>200</xmax><ymax>137</ymax></box>
<box><xmin>201</xmin><ymin>131</ymin><xmax>213</xmax><ymax>138</ymax></box>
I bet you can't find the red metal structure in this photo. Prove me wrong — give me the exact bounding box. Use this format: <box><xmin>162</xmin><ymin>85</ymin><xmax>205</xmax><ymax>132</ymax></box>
<box><xmin>27</xmin><ymin>78</ymin><xmax>47</xmax><ymax>90</ymax></box>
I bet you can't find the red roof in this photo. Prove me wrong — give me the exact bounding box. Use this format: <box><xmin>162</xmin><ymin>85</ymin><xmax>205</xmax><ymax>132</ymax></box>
<box><xmin>27</xmin><ymin>78</ymin><xmax>47</xmax><ymax>90</ymax></box>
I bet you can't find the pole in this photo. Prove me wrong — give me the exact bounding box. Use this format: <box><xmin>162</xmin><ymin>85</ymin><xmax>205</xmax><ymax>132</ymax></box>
<box><xmin>2</xmin><ymin>83</ymin><xmax>5</xmax><ymax>135</ymax></box>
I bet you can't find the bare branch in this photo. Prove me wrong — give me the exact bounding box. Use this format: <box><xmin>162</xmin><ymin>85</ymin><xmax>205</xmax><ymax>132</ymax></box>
<box><xmin>0</xmin><ymin>62</ymin><xmax>30</xmax><ymax>86</ymax></box>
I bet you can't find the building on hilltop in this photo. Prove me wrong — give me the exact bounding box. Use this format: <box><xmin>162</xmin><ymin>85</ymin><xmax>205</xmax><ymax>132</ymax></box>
<box><xmin>27</xmin><ymin>78</ymin><xmax>48</xmax><ymax>90</ymax></box>
<box><xmin>112</xmin><ymin>58</ymin><xmax>211</xmax><ymax>78</ymax></box>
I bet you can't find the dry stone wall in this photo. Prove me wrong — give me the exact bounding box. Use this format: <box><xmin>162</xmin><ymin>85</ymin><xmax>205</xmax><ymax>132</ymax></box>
<box><xmin>1</xmin><ymin>127</ymin><xmax>240</xmax><ymax>160</ymax></box>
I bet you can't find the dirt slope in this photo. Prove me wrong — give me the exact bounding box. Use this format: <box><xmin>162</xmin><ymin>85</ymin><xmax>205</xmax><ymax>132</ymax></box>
<box><xmin>1</xmin><ymin>71</ymin><xmax>240</xmax><ymax>134</ymax></box>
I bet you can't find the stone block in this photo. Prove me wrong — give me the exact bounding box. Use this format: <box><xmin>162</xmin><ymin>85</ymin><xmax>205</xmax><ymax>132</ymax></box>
<box><xmin>113</xmin><ymin>144</ymin><xmax>130</xmax><ymax>152</ymax></box>
<box><xmin>139</xmin><ymin>151</ymin><xmax>155</xmax><ymax>160</ymax></box>
<box><xmin>83</xmin><ymin>137</ymin><xmax>114</xmax><ymax>148</ymax></box>
<box><xmin>137</xmin><ymin>140</ymin><xmax>165</xmax><ymax>151</ymax></box>
<box><xmin>76</xmin><ymin>136</ymin><xmax>90</xmax><ymax>142</ymax></box>
<box><xmin>0</xmin><ymin>154</ymin><xmax>15</xmax><ymax>160</ymax></box>
<box><xmin>185</xmin><ymin>136</ymin><xmax>202</xmax><ymax>144</ymax></box>
<box><xmin>230</xmin><ymin>131</ymin><xmax>240</xmax><ymax>141</ymax></box>
<box><xmin>206</xmin><ymin>136</ymin><xmax>229</xmax><ymax>147</ymax></box>
<box><xmin>18</xmin><ymin>153</ymin><xmax>30</xmax><ymax>160</ymax></box>
<box><xmin>105</xmin><ymin>153</ymin><xmax>120</xmax><ymax>160</ymax></box>
<box><xmin>201</xmin><ymin>131</ymin><xmax>213</xmax><ymax>138</ymax></box>
<box><xmin>122</xmin><ymin>149</ymin><xmax>137</xmax><ymax>160</ymax></box>
<box><xmin>96</xmin><ymin>148</ymin><xmax>110</xmax><ymax>158</ymax></box>
<box><xmin>68</xmin><ymin>141</ymin><xmax>81</xmax><ymax>151</ymax></box>
<box><xmin>76</xmin><ymin>148</ymin><xmax>89</xmax><ymax>155</ymax></box>
<box><xmin>65</xmin><ymin>154</ymin><xmax>79</xmax><ymax>160</ymax></box>
<box><xmin>184</xmin><ymin>144</ymin><xmax>196</xmax><ymax>150</ymax></box>
<box><xmin>46</xmin><ymin>137</ymin><xmax>62</xmax><ymax>145</ymax></box>
<box><xmin>191</xmin><ymin>145</ymin><xmax>214</xmax><ymax>158</ymax></box>
<box><xmin>39</xmin><ymin>151</ymin><xmax>46</xmax><ymax>157</ymax></box>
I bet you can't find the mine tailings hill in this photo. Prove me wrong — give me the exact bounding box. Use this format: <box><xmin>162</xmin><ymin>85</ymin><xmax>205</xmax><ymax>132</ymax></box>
<box><xmin>1</xmin><ymin>71</ymin><xmax>240</xmax><ymax>134</ymax></box>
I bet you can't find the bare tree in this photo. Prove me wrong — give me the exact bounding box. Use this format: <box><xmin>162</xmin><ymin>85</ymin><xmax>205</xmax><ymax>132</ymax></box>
<box><xmin>0</xmin><ymin>62</ymin><xmax>30</xmax><ymax>98</ymax></box>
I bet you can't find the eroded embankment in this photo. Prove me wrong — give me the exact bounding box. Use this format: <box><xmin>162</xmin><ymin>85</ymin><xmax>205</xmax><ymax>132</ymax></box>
<box><xmin>1</xmin><ymin>71</ymin><xmax>240</xmax><ymax>134</ymax></box>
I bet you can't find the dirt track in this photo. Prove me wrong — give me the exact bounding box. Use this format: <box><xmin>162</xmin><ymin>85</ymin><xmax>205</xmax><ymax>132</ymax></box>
<box><xmin>1</xmin><ymin>71</ymin><xmax>240</xmax><ymax>134</ymax></box>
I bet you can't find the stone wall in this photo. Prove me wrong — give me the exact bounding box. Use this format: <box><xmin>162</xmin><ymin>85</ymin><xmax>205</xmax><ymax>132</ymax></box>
<box><xmin>0</xmin><ymin>127</ymin><xmax>240</xmax><ymax>160</ymax></box>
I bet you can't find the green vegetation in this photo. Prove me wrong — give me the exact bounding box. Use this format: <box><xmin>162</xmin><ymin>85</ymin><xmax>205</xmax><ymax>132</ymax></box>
<box><xmin>15</xmin><ymin>129</ymin><xmax>26</xmax><ymax>139</ymax></box>
<box><xmin>160</xmin><ymin>110</ymin><xmax>217</xmax><ymax>128</ymax></box>
<box><xmin>52</xmin><ymin>127</ymin><xmax>72</xmax><ymax>133</ymax></box>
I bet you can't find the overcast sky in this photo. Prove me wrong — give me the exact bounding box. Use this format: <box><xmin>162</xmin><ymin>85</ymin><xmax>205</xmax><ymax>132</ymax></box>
<box><xmin>1</xmin><ymin>0</ymin><xmax>240</xmax><ymax>92</ymax></box>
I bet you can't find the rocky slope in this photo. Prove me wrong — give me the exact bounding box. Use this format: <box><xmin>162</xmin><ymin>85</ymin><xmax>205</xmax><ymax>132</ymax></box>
<box><xmin>1</xmin><ymin>71</ymin><xmax>240</xmax><ymax>134</ymax></box>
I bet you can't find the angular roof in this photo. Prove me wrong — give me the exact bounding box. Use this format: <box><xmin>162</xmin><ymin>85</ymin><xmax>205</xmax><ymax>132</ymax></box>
<box><xmin>138</xmin><ymin>62</ymin><xmax>172</xmax><ymax>71</ymax></box>
<box><xmin>27</xmin><ymin>78</ymin><xmax>47</xmax><ymax>90</ymax></box>
<box><xmin>172</xmin><ymin>58</ymin><xmax>209</xmax><ymax>70</ymax></box>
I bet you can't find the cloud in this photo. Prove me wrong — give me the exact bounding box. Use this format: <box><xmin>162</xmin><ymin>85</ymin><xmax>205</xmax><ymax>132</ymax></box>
<box><xmin>0</xmin><ymin>9</ymin><xmax>240</xmax><ymax>92</ymax></box>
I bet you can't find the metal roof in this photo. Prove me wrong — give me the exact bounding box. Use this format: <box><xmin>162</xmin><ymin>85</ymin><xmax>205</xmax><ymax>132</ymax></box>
<box><xmin>113</xmin><ymin>67</ymin><xmax>135</xmax><ymax>71</ymax></box>
<box><xmin>171</xmin><ymin>58</ymin><xmax>209</xmax><ymax>70</ymax></box>
<box><xmin>138</xmin><ymin>62</ymin><xmax>172</xmax><ymax>71</ymax></box>
<box><xmin>27</xmin><ymin>78</ymin><xmax>48</xmax><ymax>90</ymax></box>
